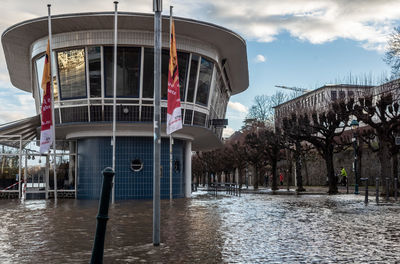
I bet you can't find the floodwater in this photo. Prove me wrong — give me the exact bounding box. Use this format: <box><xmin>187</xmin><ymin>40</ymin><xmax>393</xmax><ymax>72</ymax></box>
<box><xmin>0</xmin><ymin>191</ymin><xmax>399</xmax><ymax>263</ymax></box>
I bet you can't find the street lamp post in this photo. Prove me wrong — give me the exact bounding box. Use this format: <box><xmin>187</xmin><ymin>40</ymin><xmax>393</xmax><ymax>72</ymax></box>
<box><xmin>351</xmin><ymin>119</ymin><xmax>359</xmax><ymax>195</ymax></box>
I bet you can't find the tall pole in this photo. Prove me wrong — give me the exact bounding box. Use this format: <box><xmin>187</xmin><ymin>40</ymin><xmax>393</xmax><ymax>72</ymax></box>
<box><xmin>18</xmin><ymin>136</ymin><xmax>22</xmax><ymax>199</ymax></box>
<box><xmin>169</xmin><ymin>6</ymin><xmax>173</xmax><ymax>201</ymax></box>
<box><xmin>153</xmin><ymin>0</ymin><xmax>162</xmax><ymax>246</ymax></box>
<box><xmin>353</xmin><ymin>132</ymin><xmax>359</xmax><ymax>194</ymax></box>
<box><xmin>48</xmin><ymin>4</ymin><xmax>57</xmax><ymax>203</ymax></box>
<box><xmin>112</xmin><ymin>1</ymin><xmax>118</xmax><ymax>204</ymax></box>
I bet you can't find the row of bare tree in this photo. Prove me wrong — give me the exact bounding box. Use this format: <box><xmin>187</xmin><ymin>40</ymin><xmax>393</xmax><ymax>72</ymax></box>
<box><xmin>193</xmin><ymin>89</ymin><xmax>400</xmax><ymax>195</ymax></box>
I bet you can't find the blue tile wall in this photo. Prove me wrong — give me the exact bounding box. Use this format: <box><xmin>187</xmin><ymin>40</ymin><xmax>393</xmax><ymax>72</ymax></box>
<box><xmin>77</xmin><ymin>137</ymin><xmax>185</xmax><ymax>200</ymax></box>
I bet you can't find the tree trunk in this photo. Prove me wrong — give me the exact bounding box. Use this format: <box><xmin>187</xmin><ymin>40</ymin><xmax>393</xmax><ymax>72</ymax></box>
<box><xmin>254</xmin><ymin>166</ymin><xmax>259</xmax><ymax>189</ymax></box>
<box><xmin>238</xmin><ymin>167</ymin><xmax>244</xmax><ymax>187</ymax></box>
<box><xmin>301</xmin><ymin>152</ymin><xmax>310</xmax><ymax>186</ymax></box>
<box><xmin>392</xmin><ymin>153</ymin><xmax>398</xmax><ymax>195</ymax></box>
<box><xmin>294</xmin><ymin>142</ymin><xmax>305</xmax><ymax>192</ymax></box>
<box><xmin>325</xmin><ymin>150</ymin><xmax>338</xmax><ymax>194</ymax></box>
<box><xmin>378</xmin><ymin>142</ymin><xmax>392</xmax><ymax>196</ymax></box>
<box><xmin>295</xmin><ymin>155</ymin><xmax>305</xmax><ymax>192</ymax></box>
<box><xmin>271</xmin><ymin>159</ymin><xmax>278</xmax><ymax>191</ymax></box>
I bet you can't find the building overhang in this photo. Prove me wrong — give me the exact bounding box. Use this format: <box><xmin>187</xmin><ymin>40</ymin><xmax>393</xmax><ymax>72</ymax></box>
<box><xmin>2</xmin><ymin>12</ymin><xmax>249</xmax><ymax>95</ymax></box>
<box><xmin>53</xmin><ymin>123</ymin><xmax>222</xmax><ymax>151</ymax></box>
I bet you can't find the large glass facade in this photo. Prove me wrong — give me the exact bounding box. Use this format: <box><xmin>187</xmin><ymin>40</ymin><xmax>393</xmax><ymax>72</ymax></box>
<box><xmin>57</xmin><ymin>49</ymin><xmax>86</xmax><ymax>99</ymax></box>
<box><xmin>142</xmin><ymin>48</ymin><xmax>154</xmax><ymax>98</ymax></box>
<box><xmin>88</xmin><ymin>47</ymin><xmax>101</xmax><ymax>98</ymax></box>
<box><xmin>104</xmin><ymin>47</ymin><xmax>141</xmax><ymax>98</ymax></box>
<box><xmin>196</xmin><ymin>58</ymin><xmax>213</xmax><ymax>106</ymax></box>
<box><xmin>177</xmin><ymin>52</ymin><xmax>189</xmax><ymax>101</ymax></box>
<box><xmin>35</xmin><ymin>56</ymin><xmax>45</xmax><ymax>103</ymax></box>
<box><xmin>143</xmin><ymin>49</ymin><xmax>189</xmax><ymax>101</ymax></box>
<box><xmin>35</xmin><ymin>45</ymin><xmax>227</xmax><ymax>130</ymax></box>
<box><xmin>186</xmin><ymin>55</ymin><xmax>199</xmax><ymax>102</ymax></box>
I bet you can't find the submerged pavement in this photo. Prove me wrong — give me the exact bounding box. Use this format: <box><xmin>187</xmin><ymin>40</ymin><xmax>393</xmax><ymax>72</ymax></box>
<box><xmin>0</xmin><ymin>190</ymin><xmax>399</xmax><ymax>263</ymax></box>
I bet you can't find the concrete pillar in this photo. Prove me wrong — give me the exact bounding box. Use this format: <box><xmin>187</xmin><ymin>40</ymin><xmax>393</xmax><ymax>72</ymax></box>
<box><xmin>68</xmin><ymin>141</ymin><xmax>75</xmax><ymax>186</ymax></box>
<box><xmin>185</xmin><ymin>141</ymin><xmax>192</xmax><ymax>198</ymax></box>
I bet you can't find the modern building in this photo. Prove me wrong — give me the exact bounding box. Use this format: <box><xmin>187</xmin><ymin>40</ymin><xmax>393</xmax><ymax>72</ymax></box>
<box><xmin>274</xmin><ymin>84</ymin><xmax>373</xmax><ymax>128</ymax></box>
<box><xmin>1</xmin><ymin>12</ymin><xmax>249</xmax><ymax>199</ymax></box>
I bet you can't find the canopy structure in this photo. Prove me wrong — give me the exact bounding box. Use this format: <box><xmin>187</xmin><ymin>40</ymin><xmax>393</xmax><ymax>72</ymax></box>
<box><xmin>0</xmin><ymin>115</ymin><xmax>40</xmax><ymax>147</ymax></box>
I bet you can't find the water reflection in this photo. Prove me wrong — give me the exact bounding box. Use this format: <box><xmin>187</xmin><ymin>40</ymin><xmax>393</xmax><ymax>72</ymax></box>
<box><xmin>0</xmin><ymin>192</ymin><xmax>399</xmax><ymax>263</ymax></box>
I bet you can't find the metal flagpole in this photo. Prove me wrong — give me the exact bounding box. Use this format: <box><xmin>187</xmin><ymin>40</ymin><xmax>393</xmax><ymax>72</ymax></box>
<box><xmin>47</xmin><ymin>4</ymin><xmax>57</xmax><ymax>203</ymax></box>
<box><xmin>112</xmin><ymin>1</ymin><xmax>118</xmax><ymax>204</ymax></box>
<box><xmin>169</xmin><ymin>6</ymin><xmax>173</xmax><ymax>201</ymax></box>
<box><xmin>18</xmin><ymin>136</ymin><xmax>22</xmax><ymax>199</ymax></box>
<box><xmin>170</xmin><ymin>135</ymin><xmax>173</xmax><ymax>200</ymax></box>
<box><xmin>153</xmin><ymin>0</ymin><xmax>162</xmax><ymax>246</ymax></box>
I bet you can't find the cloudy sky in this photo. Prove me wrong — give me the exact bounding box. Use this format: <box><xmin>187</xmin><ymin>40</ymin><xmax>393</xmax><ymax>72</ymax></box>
<box><xmin>0</xmin><ymin>0</ymin><xmax>399</xmax><ymax>136</ymax></box>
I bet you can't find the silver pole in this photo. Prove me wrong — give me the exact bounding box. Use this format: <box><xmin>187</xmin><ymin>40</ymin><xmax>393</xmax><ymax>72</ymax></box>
<box><xmin>153</xmin><ymin>0</ymin><xmax>162</xmax><ymax>247</ymax></box>
<box><xmin>169</xmin><ymin>135</ymin><xmax>173</xmax><ymax>200</ymax></box>
<box><xmin>48</xmin><ymin>4</ymin><xmax>57</xmax><ymax>203</ymax></box>
<box><xmin>18</xmin><ymin>136</ymin><xmax>22</xmax><ymax>199</ymax></box>
<box><xmin>169</xmin><ymin>6</ymin><xmax>173</xmax><ymax>201</ymax></box>
<box><xmin>112</xmin><ymin>1</ymin><xmax>118</xmax><ymax>204</ymax></box>
<box><xmin>45</xmin><ymin>154</ymin><xmax>49</xmax><ymax>199</ymax></box>
<box><xmin>24</xmin><ymin>151</ymin><xmax>28</xmax><ymax>201</ymax></box>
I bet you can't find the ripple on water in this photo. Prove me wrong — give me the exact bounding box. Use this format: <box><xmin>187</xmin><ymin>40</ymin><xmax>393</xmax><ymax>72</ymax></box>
<box><xmin>0</xmin><ymin>191</ymin><xmax>399</xmax><ymax>263</ymax></box>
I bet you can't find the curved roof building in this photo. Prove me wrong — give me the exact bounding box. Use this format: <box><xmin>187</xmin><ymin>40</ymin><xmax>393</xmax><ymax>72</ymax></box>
<box><xmin>1</xmin><ymin>12</ymin><xmax>249</xmax><ymax>199</ymax></box>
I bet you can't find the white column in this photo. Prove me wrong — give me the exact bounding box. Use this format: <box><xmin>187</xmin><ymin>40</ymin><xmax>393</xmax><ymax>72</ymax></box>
<box><xmin>185</xmin><ymin>141</ymin><xmax>192</xmax><ymax>198</ymax></box>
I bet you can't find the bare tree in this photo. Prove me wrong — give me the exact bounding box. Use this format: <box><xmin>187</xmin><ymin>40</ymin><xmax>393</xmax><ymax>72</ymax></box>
<box><xmin>352</xmin><ymin>92</ymin><xmax>400</xmax><ymax>195</ymax></box>
<box><xmin>385</xmin><ymin>27</ymin><xmax>400</xmax><ymax>78</ymax></box>
<box><xmin>247</xmin><ymin>91</ymin><xmax>289</xmax><ymax>125</ymax></box>
<box><xmin>283</xmin><ymin>100</ymin><xmax>352</xmax><ymax>194</ymax></box>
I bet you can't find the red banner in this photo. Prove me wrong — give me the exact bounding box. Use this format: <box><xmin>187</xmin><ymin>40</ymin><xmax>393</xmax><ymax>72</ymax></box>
<box><xmin>40</xmin><ymin>41</ymin><xmax>53</xmax><ymax>153</ymax></box>
<box><xmin>167</xmin><ymin>18</ymin><xmax>183</xmax><ymax>135</ymax></box>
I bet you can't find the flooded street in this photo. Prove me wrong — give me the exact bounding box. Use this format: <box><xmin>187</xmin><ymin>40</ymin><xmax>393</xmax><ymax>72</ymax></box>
<box><xmin>0</xmin><ymin>191</ymin><xmax>399</xmax><ymax>263</ymax></box>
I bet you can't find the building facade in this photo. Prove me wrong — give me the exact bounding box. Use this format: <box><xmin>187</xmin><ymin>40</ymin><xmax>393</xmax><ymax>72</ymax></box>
<box><xmin>274</xmin><ymin>84</ymin><xmax>373</xmax><ymax>128</ymax></box>
<box><xmin>1</xmin><ymin>12</ymin><xmax>249</xmax><ymax>199</ymax></box>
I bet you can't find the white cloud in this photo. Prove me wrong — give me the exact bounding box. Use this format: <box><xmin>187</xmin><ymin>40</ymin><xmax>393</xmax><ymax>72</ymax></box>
<box><xmin>0</xmin><ymin>89</ymin><xmax>35</xmax><ymax>124</ymax></box>
<box><xmin>187</xmin><ymin>0</ymin><xmax>400</xmax><ymax>51</ymax></box>
<box><xmin>222</xmin><ymin>126</ymin><xmax>235</xmax><ymax>138</ymax></box>
<box><xmin>228</xmin><ymin>101</ymin><xmax>248</xmax><ymax>114</ymax></box>
<box><xmin>0</xmin><ymin>0</ymin><xmax>398</xmax><ymax>124</ymax></box>
<box><xmin>255</xmin><ymin>54</ymin><xmax>266</xmax><ymax>63</ymax></box>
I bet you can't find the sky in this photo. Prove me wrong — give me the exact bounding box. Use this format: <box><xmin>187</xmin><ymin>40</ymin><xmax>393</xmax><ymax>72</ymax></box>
<box><xmin>0</xmin><ymin>0</ymin><xmax>399</xmax><ymax>136</ymax></box>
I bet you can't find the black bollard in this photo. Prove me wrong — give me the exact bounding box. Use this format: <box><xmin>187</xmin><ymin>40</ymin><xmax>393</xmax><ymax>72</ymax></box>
<box><xmin>376</xmin><ymin>177</ymin><xmax>379</xmax><ymax>204</ymax></box>
<box><xmin>90</xmin><ymin>167</ymin><xmax>115</xmax><ymax>264</ymax></box>
<box><xmin>360</xmin><ymin>178</ymin><xmax>368</xmax><ymax>204</ymax></box>
<box><xmin>386</xmin><ymin>177</ymin><xmax>389</xmax><ymax>202</ymax></box>
<box><xmin>395</xmin><ymin>178</ymin><xmax>398</xmax><ymax>201</ymax></box>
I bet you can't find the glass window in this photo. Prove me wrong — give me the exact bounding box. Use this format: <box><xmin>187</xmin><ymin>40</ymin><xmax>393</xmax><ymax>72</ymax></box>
<box><xmin>142</xmin><ymin>48</ymin><xmax>170</xmax><ymax>99</ymax></box>
<box><xmin>104</xmin><ymin>47</ymin><xmax>141</xmax><ymax>98</ymax></box>
<box><xmin>186</xmin><ymin>55</ymin><xmax>199</xmax><ymax>102</ymax></box>
<box><xmin>161</xmin><ymin>50</ymin><xmax>169</xmax><ymax>100</ymax></box>
<box><xmin>177</xmin><ymin>52</ymin><xmax>189</xmax><ymax>102</ymax></box>
<box><xmin>196</xmin><ymin>57</ymin><xmax>213</xmax><ymax>106</ymax></box>
<box><xmin>57</xmin><ymin>49</ymin><xmax>87</xmax><ymax>99</ymax></box>
<box><xmin>35</xmin><ymin>56</ymin><xmax>45</xmax><ymax>104</ymax></box>
<box><xmin>339</xmin><ymin>90</ymin><xmax>345</xmax><ymax>100</ymax></box>
<box><xmin>142</xmin><ymin>48</ymin><xmax>154</xmax><ymax>98</ymax></box>
<box><xmin>88</xmin><ymin>47</ymin><xmax>101</xmax><ymax>98</ymax></box>
<box><xmin>331</xmin><ymin>91</ymin><xmax>337</xmax><ymax>101</ymax></box>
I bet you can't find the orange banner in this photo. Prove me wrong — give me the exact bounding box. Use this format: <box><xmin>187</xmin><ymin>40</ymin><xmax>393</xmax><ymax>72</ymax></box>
<box><xmin>167</xmin><ymin>19</ymin><xmax>183</xmax><ymax>135</ymax></box>
<box><xmin>40</xmin><ymin>41</ymin><xmax>53</xmax><ymax>153</ymax></box>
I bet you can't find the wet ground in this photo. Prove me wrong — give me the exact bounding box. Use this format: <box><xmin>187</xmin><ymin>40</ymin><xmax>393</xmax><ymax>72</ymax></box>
<box><xmin>0</xmin><ymin>190</ymin><xmax>399</xmax><ymax>263</ymax></box>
